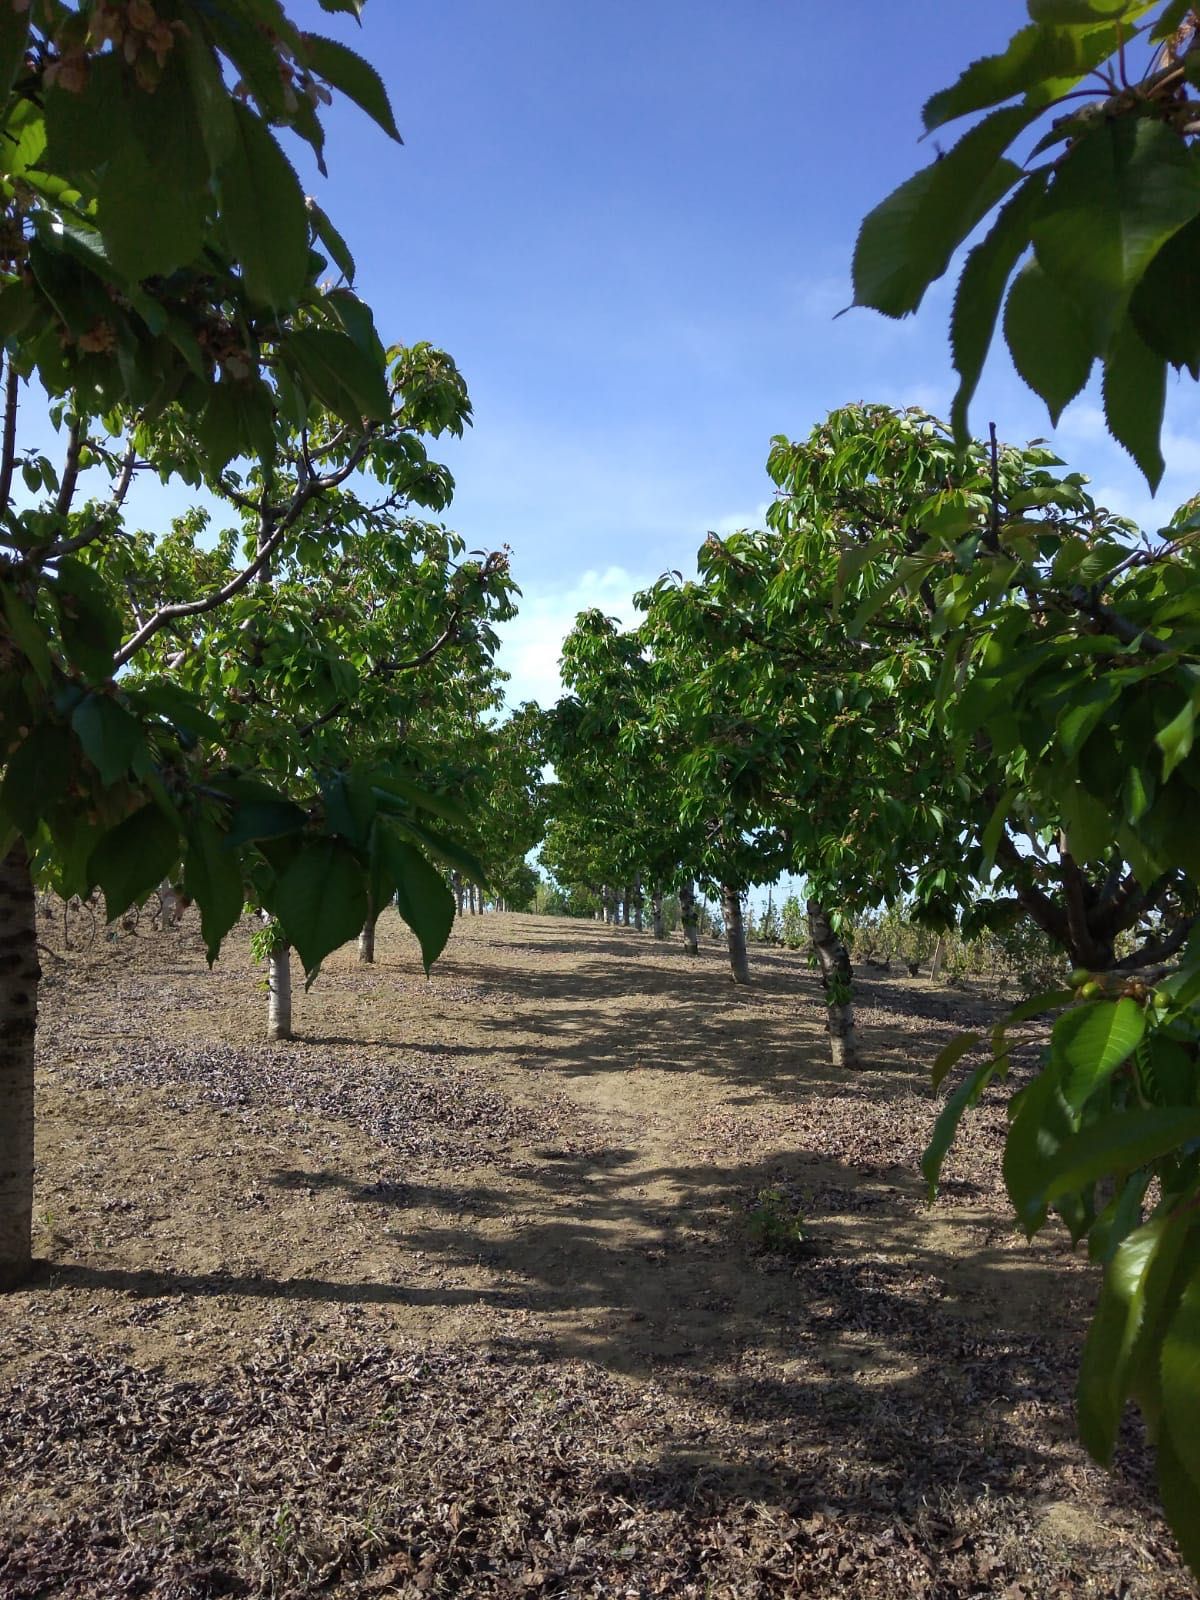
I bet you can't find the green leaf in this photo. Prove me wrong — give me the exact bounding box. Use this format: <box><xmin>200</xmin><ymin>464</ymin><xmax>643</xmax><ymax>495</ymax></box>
<box><xmin>1032</xmin><ymin>119</ymin><xmax>1200</xmax><ymax>345</ymax></box>
<box><xmin>224</xmin><ymin>799</ymin><xmax>309</xmax><ymax>849</ymax></box>
<box><xmin>923</xmin><ymin>22</ymin><xmax>1120</xmax><ymax>131</ymax></box>
<box><xmin>71</xmin><ymin>694</ymin><xmax>146</xmax><ymax>787</ymax></box>
<box><xmin>1004</xmin><ymin>1064</ymin><xmax>1079</xmax><ymax>1235</ymax></box>
<box><xmin>1027</xmin><ymin>0</ymin><xmax>1158</xmax><ymax>20</ymax></box>
<box><xmin>923</xmin><ymin>1053</ymin><xmax>999</xmax><ymax>1195</ymax></box>
<box><xmin>950</xmin><ymin>172</ymin><xmax>1045</xmax><ymax>443</ymax></box>
<box><xmin>375</xmin><ymin>826</ymin><xmax>455</xmax><ymax>973</ymax></box>
<box><xmin>1162</xmin><ymin>1262</ymin><xmax>1200</xmax><ymax>1496</ymax></box>
<box><xmin>179</xmin><ymin>19</ymin><xmax>237</xmax><ymax>170</ymax></box>
<box><xmin>389</xmin><ymin>813</ymin><xmax>490</xmax><ymax>888</ymax></box>
<box><xmin>219</xmin><ymin>104</ymin><xmax>310</xmax><ymax>310</ymax></box>
<box><xmin>1129</xmin><ymin>214</ymin><xmax>1200</xmax><ymax>377</ymax></box>
<box><xmin>1078</xmin><ymin>1219</ymin><xmax>1166</xmax><ymax>1465</ymax></box>
<box><xmin>299</xmin><ymin>34</ymin><xmax>401</xmax><ymax>143</ymax></box>
<box><xmin>88</xmin><ymin>803</ymin><xmax>181</xmax><ymax>921</ymax></box>
<box><xmin>273</xmin><ymin>837</ymin><xmax>367</xmax><ymax>976</ymax></box>
<box><xmin>1156</xmin><ymin>694</ymin><xmax>1196</xmax><ymax>782</ymax></box>
<box><xmin>1054</xmin><ymin>998</ymin><xmax>1147</xmax><ymax>1111</ymax></box>
<box><xmin>853</xmin><ymin>106</ymin><xmax>1034</xmax><ymax>318</ymax></box>
<box><xmin>1102</xmin><ymin>315</ymin><xmax>1167</xmax><ymax>489</ymax></box>
<box><xmin>1158</xmin><ymin>1426</ymin><xmax>1200</xmax><ymax>1580</ymax></box>
<box><xmin>130</xmin><ymin>680</ymin><xmax>223</xmax><ymax>745</ymax></box>
<box><xmin>931</xmin><ymin>1030</ymin><xmax>983</xmax><ymax>1092</ymax></box>
<box><xmin>1003</xmin><ymin>256</ymin><xmax>1095</xmax><ymax>422</ymax></box>
<box><xmin>52</xmin><ymin>556</ymin><xmax>123</xmax><ymax>680</ymax></box>
<box><xmin>96</xmin><ymin>54</ymin><xmax>208</xmax><ymax>280</ymax></box>
<box><xmin>1</xmin><ymin>724</ymin><xmax>75</xmax><ymax>836</ymax></box>
<box><xmin>322</xmin><ymin>769</ymin><xmax>377</xmax><ymax>849</ymax></box>
<box><xmin>1</xmin><ymin>583</ymin><xmax>52</xmax><ymax>684</ymax></box>
<box><xmin>195</xmin><ymin>379</ymin><xmax>277</xmax><ymax>476</ymax></box>
<box><xmin>281</xmin><ymin>326</ymin><xmax>391</xmax><ymax>424</ymax></box>
<box><xmin>183</xmin><ymin>815</ymin><xmax>245</xmax><ymax>964</ymax></box>
<box><xmin>1042</xmin><ymin>1107</ymin><xmax>1200</xmax><ymax>1205</ymax></box>
<box><xmin>309</xmin><ymin>201</ymin><xmax>356</xmax><ymax>282</ymax></box>
<box><xmin>1088</xmin><ymin>1168</ymin><xmax>1153</xmax><ymax>1263</ymax></box>
<box><xmin>0</xmin><ymin>6</ymin><xmax>30</xmax><ymax>105</ymax></box>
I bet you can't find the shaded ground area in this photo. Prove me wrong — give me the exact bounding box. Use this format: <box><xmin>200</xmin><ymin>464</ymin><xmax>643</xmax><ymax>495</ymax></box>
<box><xmin>0</xmin><ymin>912</ymin><xmax>1191</xmax><ymax>1597</ymax></box>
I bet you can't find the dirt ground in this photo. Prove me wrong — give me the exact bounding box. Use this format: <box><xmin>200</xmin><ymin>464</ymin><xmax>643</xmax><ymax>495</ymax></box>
<box><xmin>0</xmin><ymin>910</ymin><xmax>1193</xmax><ymax>1598</ymax></box>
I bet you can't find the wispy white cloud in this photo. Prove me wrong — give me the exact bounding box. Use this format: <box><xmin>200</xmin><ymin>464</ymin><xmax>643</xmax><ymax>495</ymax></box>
<box><xmin>497</xmin><ymin>565</ymin><xmax>648</xmax><ymax>708</ymax></box>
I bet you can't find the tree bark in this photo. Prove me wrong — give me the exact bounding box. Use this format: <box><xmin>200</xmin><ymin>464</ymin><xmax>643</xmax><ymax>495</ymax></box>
<box><xmin>807</xmin><ymin>900</ymin><xmax>860</xmax><ymax>1068</ymax></box>
<box><xmin>0</xmin><ymin>843</ymin><xmax>38</xmax><ymax>1290</ymax></box>
<box><xmin>632</xmin><ymin>873</ymin><xmax>644</xmax><ymax>932</ymax></box>
<box><xmin>929</xmin><ymin>935</ymin><xmax>946</xmax><ymax>982</ymax></box>
<box><xmin>358</xmin><ymin>904</ymin><xmax>376</xmax><ymax>964</ymax></box>
<box><xmin>651</xmin><ymin>887</ymin><xmax>665</xmax><ymax>940</ymax></box>
<box><xmin>722</xmin><ymin>884</ymin><xmax>750</xmax><ymax>984</ymax></box>
<box><xmin>267</xmin><ymin>941</ymin><xmax>293</xmax><ymax>1041</ymax></box>
<box><xmin>620</xmin><ymin>888</ymin><xmax>631</xmax><ymax>927</ymax></box>
<box><xmin>679</xmin><ymin>881</ymin><xmax>700</xmax><ymax>954</ymax></box>
<box><xmin>452</xmin><ymin>870</ymin><xmax>464</xmax><ymax>917</ymax></box>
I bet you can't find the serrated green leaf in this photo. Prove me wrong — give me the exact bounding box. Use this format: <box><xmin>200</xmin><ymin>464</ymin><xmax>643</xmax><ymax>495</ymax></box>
<box><xmin>1158</xmin><ymin>1425</ymin><xmax>1200</xmax><ymax>1579</ymax></box>
<box><xmin>1162</xmin><ymin>1262</ymin><xmax>1200</xmax><ymax>1498</ymax></box>
<box><xmin>281</xmin><ymin>326</ymin><xmax>390</xmax><ymax>425</ymax></box>
<box><xmin>224</xmin><ymin>799</ymin><xmax>309</xmax><ymax>849</ymax></box>
<box><xmin>1129</xmin><ymin>214</ymin><xmax>1200</xmax><ymax>377</ymax></box>
<box><xmin>273</xmin><ymin>836</ymin><xmax>367</xmax><ymax>976</ymax></box>
<box><xmin>924</xmin><ymin>21</ymin><xmax>1120</xmax><ymax>131</ymax></box>
<box><xmin>1054</xmin><ymin>998</ymin><xmax>1147</xmax><ymax>1110</ymax></box>
<box><xmin>950</xmin><ymin>172</ymin><xmax>1045</xmax><ymax>443</ymax></box>
<box><xmin>219</xmin><ymin>104</ymin><xmax>310</xmax><ymax>310</ymax></box>
<box><xmin>1043</xmin><ymin>1107</ymin><xmax>1200</xmax><ymax>1206</ymax></box>
<box><xmin>1155</xmin><ymin>694</ymin><xmax>1197</xmax><ymax>782</ymax></box>
<box><xmin>309</xmin><ymin>201</ymin><xmax>356</xmax><ymax>282</ymax></box>
<box><xmin>854</xmin><ymin>106</ymin><xmax>1034</xmax><ymax>318</ymax></box>
<box><xmin>183</xmin><ymin>815</ymin><xmax>245</xmax><ymax>964</ymax></box>
<box><xmin>375</xmin><ymin>826</ymin><xmax>455</xmax><ymax>972</ymax></box>
<box><xmin>88</xmin><ymin>803</ymin><xmax>181</xmax><ymax>921</ymax></box>
<box><xmin>71</xmin><ymin>694</ymin><xmax>146</xmax><ymax>787</ymax></box>
<box><xmin>1</xmin><ymin>724</ymin><xmax>75</xmax><ymax>836</ymax></box>
<box><xmin>1004</xmin><ymin>1064</ymin><xmax>1079</xmax><ymax>1234</ymax></box>
<box><xmin>1078</xmin><ymin>1219</ymin><xmax>1164</xmax><ymax>1464</ymax></box>
<box><xmin>0</xmin><ymin>7</ymin><xmax>30</xmax><ymax>105</ymax></box>
<box><xmin>1003</xmin><ymin>256</ymin><xmax>1095</xmax><ymax>422</ymax></box>
<box><xmin>1103</xmin><ymin>315</ymin><xmax>1167</xmax><ymax>488</ymax></box>
<box><xmin>1032</xmin><ymin>119</ymin><xmax>1200</xmax><ymax>347</ymax></box>
<box><xmin>300</xmin><ymin>33</ymin><xmax>401</xmax><ymax>143</ymax></box>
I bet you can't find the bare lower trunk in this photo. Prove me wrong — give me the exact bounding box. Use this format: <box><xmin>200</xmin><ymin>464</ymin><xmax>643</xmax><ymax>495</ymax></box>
<box><xmin>929</xmin><ymin>935</ymin><xmax>946</xmax><ymax>981</ymax></box>
<box><xmin>679</xmin><ymin>880</ymin><xmax>700</xmax><ymax>955</ymax></box>
<box><xmin>469</xmin><ymin>884</ymin><xmax>478</xmax><ymax>915</ymax></box>
<box><xmin>621</xmin><ymin>888</ymin><xmax>631</xmax><ymax>927</ymax></box>
<box><xmin>267</xmin><ymin>942</ymin><xmax>293</xmax><ymax>1041</ymax></box>
<box><xmin>722</xmin><ymin>884</ymin><xmax>750</xmax><ymax>984</ymax></box>
<box><xmin>632</xmin><ymin>873</ymin><xmax>644</xmax><ymax>932</ymax></box>
<box><xmin>807</xmin><ymin>900</ymin><xmax>860</xmax><ymax>1068</ymax></box>
<box><xmin>651</xmin><ymin>888</ymin><xmax>665</xmax><ymax>940</ymax></box>
<box><xmin>358</xmin><ymin>907</ymin><xmax>376</xmax><ymax>964</ymax></box>
<box><xmin>0</xmin><ymin>843</ymin><xmax>38</xmax><ymax>1290</ymax></box>
<box><xmin>452</xmin><ymin>870</ymin><xmax>465</xmax><ymax>917</ymax></box>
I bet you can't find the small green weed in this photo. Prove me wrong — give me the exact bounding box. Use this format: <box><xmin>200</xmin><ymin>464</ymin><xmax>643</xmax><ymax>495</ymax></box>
<box><xmin>747</xmin><ymin>1187</ymin><xmax>807</xmax><ymax>1257</ymax></box>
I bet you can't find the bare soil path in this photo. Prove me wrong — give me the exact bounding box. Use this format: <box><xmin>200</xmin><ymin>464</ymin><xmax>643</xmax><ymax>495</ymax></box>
<box><xmin>0</xmin><ymin>911</ymin><xmax>1192</xmax><ymax>1597</ymax></box>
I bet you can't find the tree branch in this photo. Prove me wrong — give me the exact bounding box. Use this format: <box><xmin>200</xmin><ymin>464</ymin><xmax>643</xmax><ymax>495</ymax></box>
<box><xmin>0</xmin><ymin>361</ymin><xmax>18</xmax><ymax>516</ymax></box>
<box><xmin>42</xmin><ymin>445</ymin><xmax>138</xmax><ymax>561</ymax></box>
<box><xmin>54</xmin><ymin>416</ymin><xmax>82</xmax><ymax>520</ymax></box>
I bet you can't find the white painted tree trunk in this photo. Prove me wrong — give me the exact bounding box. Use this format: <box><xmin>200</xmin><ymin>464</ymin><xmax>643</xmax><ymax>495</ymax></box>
<box><xmin>358</xmin><ymin>911</ymin><xmax>376</xmax><ymax>964</ymax></box>
<box><xmin>267</xmin><ymin>941</ymin><xmax>293</xmax><ymax>1041</ymax></box>
<box><xmin>0</xmin><ymin>843</ymin><xmax>38</xmax><ymax>1289</ymax></box>
<box><xmin>807</xmin><ymin>900</ymin><xmax>861</xmax><ymax>1068</ymax></box>
<box><xmin>930</xmin><ymin>935</ymin><xmax>946</xmax><ymax>981</ymax></box>
<box><xmin>633</xmin><ymin>873</ymin><xmax>644</xmax><ymax>932</ymax></box>
<box><xmin>651</xmin><ymin>888</ymin><xmax>665</xmax><ymax>940</ymax></box>
<box><xmin>722</xmin><ymin>884</ymin><xmax>750</xmax><ymax>984</ymax></box>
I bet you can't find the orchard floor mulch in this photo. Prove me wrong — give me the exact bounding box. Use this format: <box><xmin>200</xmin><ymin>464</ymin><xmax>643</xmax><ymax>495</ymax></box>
<box><xmin>0</xmin><ymin>911</ymin><xmax>1191</xmax><ymax>1598</ymax></box>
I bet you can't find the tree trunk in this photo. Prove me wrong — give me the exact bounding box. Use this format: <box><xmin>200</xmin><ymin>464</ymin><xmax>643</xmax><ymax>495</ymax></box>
<box><xmin>807</xmin><ymin>900</ymin><xmax>860</xmax><ymax>1068</ymax></box>
<box><xmin>0</xmin><ymin>843</ymin><xmax>38</xmax><ymax>1290</ymax></box>
<box><xmin>929</xmin><ymin>935</ymin><xmax>946</xmax><ymax>982</ymax></box>
<box><xmin>632</xmin><ymin>873</ymin><xmax>644</xmax><ymax>932</ymax></box>
<box><xmin>452</xmin><ymin>870</ymin><xmax>464</xmax><ymax>917</ymax></box>
<box><xmin>621</xmin><ymin>888</ymin><xmax>631</xmax><ymax>927</ymax></box>
<box><xmin>267</xmin><ymin>941</ymin><xmax>293</xmax><ymax>1041</ymax></box>
<box><xmin>679</xmin><ymin>880</ymin><xmax>700</xmax><ymax>954</ymax></box>
<box><xmin>651</xmin><ymin>887</ymin><xmax>665</xmax><ymax>940</ymax></box>
<box><xmin>722</xmin><ymin>884</ymin><xmax>750</xmax><ymax>984</ymax></box>
<box><xmin>358</xmin><ymin>905</ymin><xmax>376</xmax><ymax>964</ymax></box>
<box><xmin>469</xmin><ymin>884</ymin><xmax>478</xmax><ymax>915</ymax></box>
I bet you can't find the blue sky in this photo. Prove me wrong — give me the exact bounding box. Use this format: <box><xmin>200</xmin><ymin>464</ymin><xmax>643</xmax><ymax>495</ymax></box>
<box><xmin>109</xmin><ymin>3</ymin><xmax>1200</xmax><ymax>703</ymax></box>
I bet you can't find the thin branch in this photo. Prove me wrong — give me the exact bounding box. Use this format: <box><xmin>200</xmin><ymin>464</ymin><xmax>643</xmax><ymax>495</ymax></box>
<box><xmin>1115</xmin><ymin>914</ymin><xmax>1197</xmax><ymax>970</ymax></box>
<box><xmin>0</xmin><ymin>361</ymin><xmax>18</xmax><ymax>515</ymax></box>
<box><xmin>54</xmin><ymin>416</ymin><xmax>82</xmax><ymax>519</ymax></box>
<box><xmin>42</xmin><ymin>445</ymin><xmax>138</xmax><ymax>560</ymax></box>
